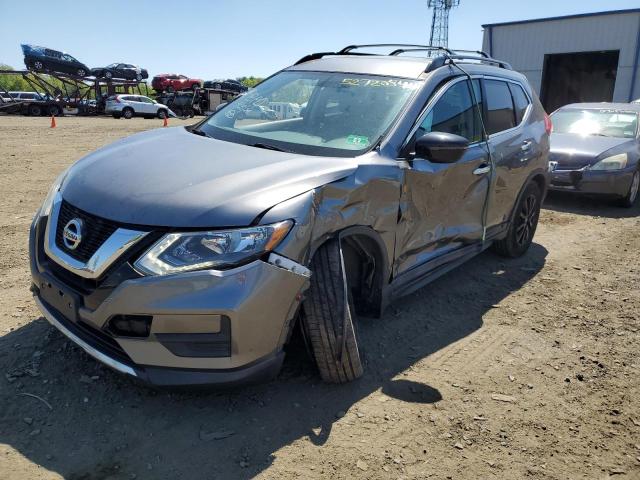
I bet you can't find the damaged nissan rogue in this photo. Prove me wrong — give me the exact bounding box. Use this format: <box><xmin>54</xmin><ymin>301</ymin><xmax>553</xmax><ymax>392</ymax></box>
<box><xmin>30</xmin><ymin>45</ymin><xmax>550</xmax><ymax>386</ymax></box>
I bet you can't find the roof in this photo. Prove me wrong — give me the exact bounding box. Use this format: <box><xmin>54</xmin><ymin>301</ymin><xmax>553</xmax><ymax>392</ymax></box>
<box><xmin>287</xmin><ymin>55</ymin><xmax>432</xmax><ymax>79</ymax></box>
<box><xmin>559</xmin><ymin>102</ymin><xmax>640</xmax><ymax>112</ymax></box>
<box><xmin>482</xmin><ymin>8</ymin><xmax>640</xmax><ymax>29</ymax></box>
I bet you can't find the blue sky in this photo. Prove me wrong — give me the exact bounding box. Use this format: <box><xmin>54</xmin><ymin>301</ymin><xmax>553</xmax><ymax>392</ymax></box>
<box><xmin>0</xmin><ymin>0</ymin><xmax>637</xmax><ymax>80</ymax></box>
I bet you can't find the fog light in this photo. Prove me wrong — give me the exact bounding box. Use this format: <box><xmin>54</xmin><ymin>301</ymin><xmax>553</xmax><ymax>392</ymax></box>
<box><xmin>107</xmin><ymin>315</ymin><xmax>152</xmax><ymax>338</ymax></box>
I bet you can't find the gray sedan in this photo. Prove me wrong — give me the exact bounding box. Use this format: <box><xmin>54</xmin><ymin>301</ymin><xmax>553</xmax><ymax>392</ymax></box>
<box><xmin>548</xmin><ymin>103</ymin><xmax>640</xmax><ymax>207</ymax></box>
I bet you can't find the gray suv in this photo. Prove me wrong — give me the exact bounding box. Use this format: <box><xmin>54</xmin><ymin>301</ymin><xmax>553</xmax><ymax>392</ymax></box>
<box><xmin>29</xmin><ymin>45</ymin><xmax>550</xmax><ymax>386</ymax></box>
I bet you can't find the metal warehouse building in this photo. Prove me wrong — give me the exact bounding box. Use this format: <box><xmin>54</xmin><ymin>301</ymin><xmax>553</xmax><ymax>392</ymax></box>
<box><xmin>482</xmin><ymin>9</ymin><xmax>640</xmax><ymax>112</ymax></box>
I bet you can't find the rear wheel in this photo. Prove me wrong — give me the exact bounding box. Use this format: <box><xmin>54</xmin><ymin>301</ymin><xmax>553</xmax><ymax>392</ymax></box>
<box><xmin>29</xmin><ymin>104</ymin><xmax>42</xmax><ymax>116</ymax></box>
<box><xmin>136</xmin><ymin>73</ymin><xmax>142</xmax><ymax>81</ymax></box>
<box><xmin>33</xmin><ymin>60</ymin><xmax>44</xmax><ymax>70</ymax></box>
<box><xmin>620</xmin><ymin>170</ymin><xmax>640</xmax><ymax>208</ymax></box>
<box><xmin>122</xmin><ymin>107</ymin><xmax>134</xmax><ymax>119</ymax></box>
<box><xmin>492</xmin><ymin>182</ymin><xmax>541</xmax><ymax>258</ymax></box>
<box><xmin>77</xmin><ymin>68</ymin><xmax>86</xmax><ymax>77</ymax></box>
<box><xmin>48</xmin><ymin>105</ymin><xmax>61</xmax><ymax>116</ymax></box>
<box><xmin>157</xmin><ymin>109</ymin><xmax>167</xmax><ymax>119</ymax></box>
<box><xmin>302</xmin><ymin>240</ymin><xmax>364</xmax><ymax>383</ymax></box>
<box><xmin>105</xmin><ymin>71</ymin><xmax>113</xmax><ymax>80</ymax></box>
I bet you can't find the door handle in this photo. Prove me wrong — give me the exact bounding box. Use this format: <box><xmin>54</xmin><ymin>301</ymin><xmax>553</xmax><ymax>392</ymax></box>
<box><xmin>521</xmin><ymin>140</ymin><xmax>533</xmax><ymax>152</ymax></box>
<box><xmin>473</xmin><ymin>164</ymin><xmax>491</xmax><ymax>175</ymax></box>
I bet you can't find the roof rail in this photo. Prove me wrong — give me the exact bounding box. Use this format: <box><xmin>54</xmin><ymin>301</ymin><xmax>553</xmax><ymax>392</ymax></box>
<box><xmin>293</xmin><ymin>44</ymin><xmax>511</xmax><ymax>71</ymax></box>
<box><xmin>426</xmin><ymin>54</ymin><xmax>512</xmax><ymax>72</ymax></box>
<box><xmin>293</xmin><ymin>44</ymin><xmax>454</xmax><ymax>65</ymax></box>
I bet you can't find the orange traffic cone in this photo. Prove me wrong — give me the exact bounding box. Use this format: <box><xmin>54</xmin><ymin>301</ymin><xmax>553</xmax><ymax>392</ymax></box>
<box><xmin>163</xmin><ymin>116</ymin><xmax>168</xmax><ymax>127</ymax></box>
<box><xmin>50</xmin><ymin>115</ymin><xmax>56</xmax><ymax>128</ymax></box>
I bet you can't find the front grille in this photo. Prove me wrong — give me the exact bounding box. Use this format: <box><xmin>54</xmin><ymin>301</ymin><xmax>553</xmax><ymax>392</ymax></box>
<box><xmin>55</xmin><ymin>200</ymin><xmax>118</xmax><ymax>262</ymax></box>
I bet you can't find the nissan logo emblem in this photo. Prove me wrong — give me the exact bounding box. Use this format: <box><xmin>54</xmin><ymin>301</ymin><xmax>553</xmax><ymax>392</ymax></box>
<box><xmin>62</xmin><ymin>218</ymin><xmax>83</xmax><ymax>250</ymax></box>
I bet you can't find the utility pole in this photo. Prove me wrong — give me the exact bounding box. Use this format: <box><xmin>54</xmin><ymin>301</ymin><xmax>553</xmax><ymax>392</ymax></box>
<box><xmin>428</xmin><ymin>0</ymin><xmax>460</xmax><ymax>51</ymax></box>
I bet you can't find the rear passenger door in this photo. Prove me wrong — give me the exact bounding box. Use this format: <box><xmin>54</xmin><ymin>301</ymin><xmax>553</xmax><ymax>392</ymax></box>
<box><xmin>395</xmin><ymin>78</ymin><xmax>491</xmax><ymax>276</ymax></box>
<box><xmin>482</xmin><ymin>78</ymin><xmax>535</xmax><ymax>230</ymax></box>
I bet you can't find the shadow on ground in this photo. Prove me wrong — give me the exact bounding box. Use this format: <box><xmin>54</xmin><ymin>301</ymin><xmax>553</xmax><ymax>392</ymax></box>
<box><xmin>0</xmin><ymin>244</ymin><xmax>547</xmax><ymax>479</ymax></box>
<box><xmin>543</xmin><ymin>190</ymin><xmax>640</xmax><ymax>218</ymax></box>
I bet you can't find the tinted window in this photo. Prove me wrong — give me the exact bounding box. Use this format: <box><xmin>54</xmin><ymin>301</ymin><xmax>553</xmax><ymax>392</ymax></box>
<box><xmin>485</xmin><ymin>80</ymin><xmax>516</xmax><ymax>134</ymax></box>
<box><xmin>415</xmin><ymin>80</ymin><xmax>482</xmax><ymax>143</ymax></box>
<box><xmin>509</xmin><ymin>83</ymin><xmax>530</xmax><ymax>124</ymax></box>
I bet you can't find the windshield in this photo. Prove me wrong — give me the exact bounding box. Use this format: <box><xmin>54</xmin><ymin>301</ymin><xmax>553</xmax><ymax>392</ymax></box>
<box><xmin>551</xmin><ymin>109</ymin><xmax>638</xmax><ymax>139</ymax></box>
<box><xmin>198</xmin><ymin>71</ymin><xmax>420</xmax><ymax>157</ymax></box>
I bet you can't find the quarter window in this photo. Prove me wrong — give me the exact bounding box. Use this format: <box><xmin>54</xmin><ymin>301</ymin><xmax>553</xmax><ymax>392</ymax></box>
<box><xmin>509</xmin><ymin>83</ymin><xmax>530</xmax><ymax>124</ymax></box>
<box><xmin>414</xmin><ymin>80</ymin><xmax>483</xmax><ymax>144</ymax></box>
<box><xmin>485</xmin><ymin>80</ymin><xmax>516</xmax><ymax>134</ymax></box>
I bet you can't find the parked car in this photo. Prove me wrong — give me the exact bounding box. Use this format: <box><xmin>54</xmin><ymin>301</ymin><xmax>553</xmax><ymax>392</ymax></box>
<box><xmin>203</xmin><ymin>78</ymin><xmax>248</xmax><ymax>94</ymax></box>
<box><xmin>21</xmin><ymin>44</ymin><xmax>90</xmax><ymax>77</ymax></box>
<box><xmin>548</xmin><ymin>103</ymin><xmax>640</xmax><ymax>207</ymax></box>
<box><xmin>105</xmin><ymin>94</ymin><xmax>171</xmax><ymax>119</ymax></box>
<box><xmin>30</xmin><ymin>45</ymin><xmax>550</xmax><ymax>387</ymax></box>
<box><xmin>151</xmin><ymin>74</ymin><xmax>201</xmax><ymax>92</ymax></box>
<box><xmin>91</xmin><ymin>63</ymin><xmax>148</xmax><ymax>81</ymax></box>
<box><xmin>5</xmin><ymin>91</ymin><xmax>61</xmax><ymax>116</ymax></box>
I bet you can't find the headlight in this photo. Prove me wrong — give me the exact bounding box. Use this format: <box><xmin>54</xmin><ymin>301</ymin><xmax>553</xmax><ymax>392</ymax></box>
<box><xmin>590</xmin><ymin>153</ymin><xmax>628</xmax><ymax>171</ymax></box>
<box><xmin>38</xmin><ymin>168</ymin><xmax>69</xmax><ymax>218</ymax></box>
<box><xmin>134</xmin><ymin>220</ymin><xmax>293</xmax><ymax>276</ymax></box>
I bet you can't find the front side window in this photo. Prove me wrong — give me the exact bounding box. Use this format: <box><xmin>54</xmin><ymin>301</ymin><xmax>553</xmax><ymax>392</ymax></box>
<box><xmin>485</xmin><ymin>80</ymin><xmax>516</xmax><ymax>135</ymax></box>
<box><xmin>551</xmin><ymin>109</ymin><xmax>638</xmax><ymax>139</ymax></box>
<box><xmin>413</xmin><ymin>79</ymin><xmax>483</xmax><ymax>144</ymax></box>
<box><xmin>198</xmin><ymin>71</ymin><xmax>420</xmax><ymax>157</ymax></box>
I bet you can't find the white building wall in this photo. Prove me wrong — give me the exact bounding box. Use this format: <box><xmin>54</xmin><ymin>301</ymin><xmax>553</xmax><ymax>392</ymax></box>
<box><xmin>482</xmin><ymin>11</ymin><xmax>640</xmax><ymax>102</ymax></box>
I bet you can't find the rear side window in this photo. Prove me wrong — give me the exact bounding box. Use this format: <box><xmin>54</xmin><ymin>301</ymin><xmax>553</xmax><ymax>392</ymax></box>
<box><xmin>484</xmin><ymin>80</ymin><xmax>516</xmax><ymax>135</ymax></box>
<box><xmin>509</xmin><ymin>83</ymin><xmax>531</xmax><ymax>124</ymax></box>
<box><xmin>415</xmin><ymin>79</ymin><xmax>483</xmax><ymax>143</ymax></box>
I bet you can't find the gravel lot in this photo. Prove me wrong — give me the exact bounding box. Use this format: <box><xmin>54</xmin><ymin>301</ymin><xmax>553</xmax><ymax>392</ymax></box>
<box><xmin>0</xmin><ymin>115</ymin><xmax>639</xmax><ymax>480</ymax></box>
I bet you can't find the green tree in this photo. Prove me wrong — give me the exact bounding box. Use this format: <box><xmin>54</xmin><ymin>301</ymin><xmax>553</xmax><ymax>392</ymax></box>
<box><xmin>236</xmin><ymin>76</ymin><xmax>264</xmax><ymax>88</ymax></box>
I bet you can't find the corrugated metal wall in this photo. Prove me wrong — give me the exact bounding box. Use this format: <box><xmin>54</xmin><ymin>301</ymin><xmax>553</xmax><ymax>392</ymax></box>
<box><xmin>482</xmin><ymin>11</ymin><xmax>640</xmax><ymax>103</ymax></box>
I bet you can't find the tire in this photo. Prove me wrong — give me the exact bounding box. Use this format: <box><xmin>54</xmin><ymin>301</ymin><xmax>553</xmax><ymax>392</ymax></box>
<box><xmin>492</xmin><ymin>182</ymin><xmax>542</xmax><ymax>258</ymax></box>
<box><xmin>77</xmin><ymin>68</ymin><xmax>86</xmax><ymax>77</ymax></box>
<box><xmin>619</xmin><ymin>170</ymin><xmax>640</xmax><ymax>208</ymax></box>
<box><xmin>136</xmin><ymin>73</ymin><xmax>142</xmax><ymax>81</ymax></box>
<box><xmin>302</xmin><ymin>240</ymin><xmax>364</xmax><ymax>383</ymax></box>
<box><xmin>48</xmin><ymin>105</ymin><xmax>61</xmax><ymax>116</ymax></box>
<box><xmin>33</xmin><ymin>60</ymin><xmax>44</xmax><ymax>71</ymax></box>
<box><xmin>122</xmin><ymin>107</ymin><xmax>134</xmax><ymax>119</ymax></box>
<box><xmin>105</xmin><ymin>71</ymin><xmax>113</xmax><ymax>80</ymax></box>
<box><xmin>29</xmin><ymin>104</ymin><xmax>42</xmax><ymax>116</ymax></box>
<box><xmin>157</xmin><ymin>109</ymin><xmax>167</xmax><ymax>119</ymax></box>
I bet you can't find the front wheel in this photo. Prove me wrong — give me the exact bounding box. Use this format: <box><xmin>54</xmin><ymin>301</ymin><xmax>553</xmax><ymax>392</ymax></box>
<box><xmin>105</xmin><ymin>71</ymin><xmax>113</xmax><ymax>80</ymax></box>
<box><xmin>492</xmin><ymin>182</ymin><xmax>541</xmax><ymax>258</ymax></box>
<box><xmin>619</xmin><ymin>170</ymin><xmax>639</xmax><ymax>208</ymax></box>
<box><xmin>77</xmin><ymin>68</ymin><xmax>86</xmax><ymax>77</ymax></box>
<box><xmin>122</xmin><ymin>108</ymin><xmax>134</xmax><ymax>119</ymax></box>
<box><xmin>302</xmin><ymin>240</ymin><xmax>364</xmax><ymax>383</ymax></box>
<box><xmin>33</xmin><ymin>60</ymin><xmax>44</xmax><ymax>70</ymax></box>
<box><xmin>157</xmin><ymin>109</ymin><xmax>167</xmax><ymax>119</ymax></box>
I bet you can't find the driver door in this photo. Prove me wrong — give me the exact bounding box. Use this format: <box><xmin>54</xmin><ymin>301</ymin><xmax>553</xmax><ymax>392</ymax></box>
<box><xmin>394</xmin><ymin>78</ymin><xmax>491</xmax><ymax>276</ymax></box>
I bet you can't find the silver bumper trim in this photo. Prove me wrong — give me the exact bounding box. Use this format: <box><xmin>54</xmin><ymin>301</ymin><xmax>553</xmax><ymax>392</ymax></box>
<box><xmin>35</xmin><ymin>296</ymin><xmax>137</xmax><ymax>377</ymax></box>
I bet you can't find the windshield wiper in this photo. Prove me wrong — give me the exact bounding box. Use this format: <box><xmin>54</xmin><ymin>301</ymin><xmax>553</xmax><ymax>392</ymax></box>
<box><xmin>251</xmin><ymin>142</ymin><xmax>290</xmax><ymax>153</ymax></box>
<box><xmin>189</xmin><ymin>127</ymin><xmax>209</xmax><ymax>138</ymax></box>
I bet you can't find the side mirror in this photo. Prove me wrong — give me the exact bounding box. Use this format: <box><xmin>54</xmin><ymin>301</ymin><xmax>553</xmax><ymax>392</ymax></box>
<box><xmin>215</xmin><ymin>102</ymin><xmax>228</xmax><ymax>112</ymax></box>
<box><xmin>414</xmin><ymin>132</ymin><xmax>469</xmax><ymax>163</ymax></box>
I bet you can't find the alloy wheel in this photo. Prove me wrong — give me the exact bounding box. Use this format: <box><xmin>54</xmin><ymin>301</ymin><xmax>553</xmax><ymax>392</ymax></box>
<box><xmin>515</xmin><ymin>194</ymin><xmax>538</xmax><ymax>246</ymax></box>
<box><xmin>629</xmin><ymin>171</ymin><xmax>639</xmax><ymax>204</ymax></box>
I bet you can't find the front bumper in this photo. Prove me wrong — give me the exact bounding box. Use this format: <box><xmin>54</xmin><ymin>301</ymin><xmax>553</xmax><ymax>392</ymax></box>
<box><xmin>549</xmin><ymin>166</ymin><xmax>635</xmax><ymax>197</ymax></box>
<box><xmin>30</xmin><ymin>214</ymin><xmax>310</xmax><ymax>387</ymax></box>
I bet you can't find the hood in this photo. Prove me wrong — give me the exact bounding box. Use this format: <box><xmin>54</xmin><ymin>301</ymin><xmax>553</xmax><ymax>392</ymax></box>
<box><xmin>60</xmin><ymin>127</ymin><xmax>357</xmax><ymax>227</ymax></box>
<box><xmin>549</xmin><ymin>133</ymin><xmax>632</xmax><ymax>169</ymax></box>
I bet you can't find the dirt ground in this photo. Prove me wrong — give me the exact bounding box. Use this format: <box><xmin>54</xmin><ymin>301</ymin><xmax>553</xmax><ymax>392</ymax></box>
<box><xmin>0</xmin><ymin>115</ymin><xmax>639</xmax><ymax>480</ymax></box>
